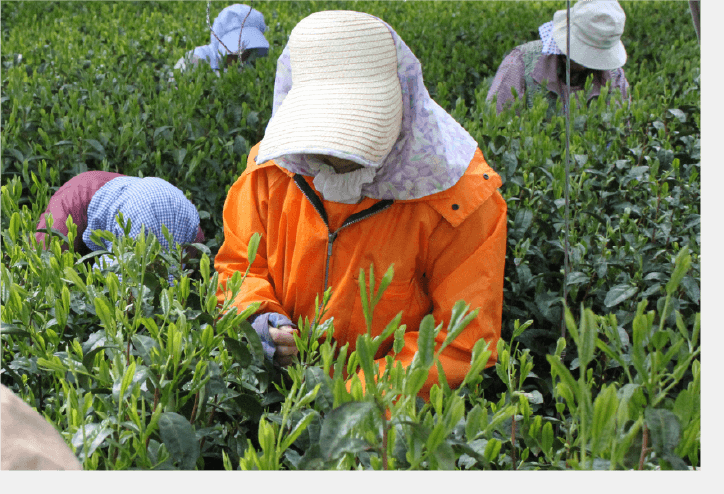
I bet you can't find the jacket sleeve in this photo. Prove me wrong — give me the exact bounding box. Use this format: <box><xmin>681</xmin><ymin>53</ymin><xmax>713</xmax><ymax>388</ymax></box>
<box><xmin>486</xmin><ymin>48</ymin><xmax>526</xmax><ymax>114</ymax></box>
<box><xmin>214</xmin><ymin>164</ymin><xmax>289</xmax><ymax>318</ymax></box>
<box><xmin>35</xmin><ymin>178</ymin><xmax>89</xmax><ymax>251</ymax></box>
<box><xmin>35</xmin><ymin>174</ymin><xmax>96</xmax><ymax>251</ymax></box>
<box><xmin>366</xmin><ymin>190</ymin><xmax>507</xmax><ymax>401</ymax></box>
<box><xmin>194</xmin><ymin>226</ymin><xmax>205</xmax><ymax>243</ymax></box>
<box><xmin>35</xmin><ymin>196</ymin><xmax>73</xmax><ymax>250</ymax></box>
<box><xmin>616</xmin><ymin>67</ymin><xmax>631</xmax><ymax>103</ymax></box>
<box><xmin>36</xmin><ymin>171</ymin><xmax>124</xmax><ymax>252</ymax></box>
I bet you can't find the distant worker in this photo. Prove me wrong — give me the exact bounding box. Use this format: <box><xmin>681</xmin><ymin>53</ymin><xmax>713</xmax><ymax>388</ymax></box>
<box><xmin>174</xmin><ymin>4</ymin><xmax>269</xmax><ymax>75</ymax></box>
<box><xmin>35</xmin><ymin>171</ymin><xmax>205</xmax><ymax>257</ymax></box>
<box><xmin>1</xmin><ymin>384</ymin><xmax>82</xmax><ymax>470</ymax></box>
<box><xmin>486</xmin><ymin>0</ymin><xmax>630</xmax><ymax>115</ymax></box>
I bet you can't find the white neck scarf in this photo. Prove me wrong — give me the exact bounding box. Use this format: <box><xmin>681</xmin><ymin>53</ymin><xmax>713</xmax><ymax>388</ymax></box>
<box><xmin>312</xmin><ymin>164</ymin><xmax>377</xmax><ymax>204</ymax></box>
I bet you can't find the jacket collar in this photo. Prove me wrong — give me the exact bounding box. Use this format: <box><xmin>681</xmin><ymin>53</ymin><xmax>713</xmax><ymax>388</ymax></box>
<box><xmin>250</xmin><ymin>145</ymin><xmax>501</xmax><ymax>228</ymax></box>
<box><xmin>404</xmin><ymin>147</ymin><xmax>502</xmax><ymax>227</ymax></box>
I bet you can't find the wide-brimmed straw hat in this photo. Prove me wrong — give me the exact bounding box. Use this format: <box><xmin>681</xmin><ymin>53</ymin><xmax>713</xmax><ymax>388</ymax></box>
<box><xmin>552</xmin><ymin>0</ymin><xmax>627</xmax><ymax>71</ymax></box>
<box><xmin>257</xmin><ymin>11</ymin><xmax>403</xmax><ymax>168</ymax></box>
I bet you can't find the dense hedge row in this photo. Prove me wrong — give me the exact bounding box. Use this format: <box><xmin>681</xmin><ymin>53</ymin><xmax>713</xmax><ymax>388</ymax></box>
<box><xmin>1</xmin><ymin>1</ymin><xmax>700</xmax><ymax>470</ymax></box>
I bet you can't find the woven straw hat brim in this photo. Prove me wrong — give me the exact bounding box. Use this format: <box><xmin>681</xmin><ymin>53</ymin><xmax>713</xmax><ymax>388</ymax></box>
<box><xmin>258</xmin><ymin>11</ymin><xmax>403</xmax><ymax>167</ymax></box>
<box><xmin>261</xmin><ymin>84</ymin><xmax>403</xmax><ymax>164</ymax></box>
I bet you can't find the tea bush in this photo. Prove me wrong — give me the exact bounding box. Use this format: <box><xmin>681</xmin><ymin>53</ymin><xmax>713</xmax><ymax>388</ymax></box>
<box><xmin>1</xmin><ymin>1</ymin><xmax>700</xmax><ymax>470</ymax></box>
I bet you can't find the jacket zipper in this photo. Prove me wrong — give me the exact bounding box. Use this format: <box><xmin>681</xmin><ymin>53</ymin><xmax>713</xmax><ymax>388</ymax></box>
<box><xmin>292</xmin><ymin>174</ymin><xmax>394</xmax><ymax>292</ymax></box>
<box><xmin>323</xmin><ymin>209</ymin><xmax>392</xmax><ymax>289</ymax></box>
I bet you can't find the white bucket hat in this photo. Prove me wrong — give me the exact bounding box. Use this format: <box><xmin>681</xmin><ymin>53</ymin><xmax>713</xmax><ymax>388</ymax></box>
<box><xmin>257</xmin><ymin>11</ymin><xmax>403</xmax><ymax>169</ymax></box>
<box><xmin>552</xmin><ymin>0</ymin><xmax>627</xmax><ymax>70</ymax></box>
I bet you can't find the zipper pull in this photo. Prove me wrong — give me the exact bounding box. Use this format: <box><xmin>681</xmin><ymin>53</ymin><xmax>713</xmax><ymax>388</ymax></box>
<box><xmin>327</xmin><ymin>231</ymin><xmax>337</xmax><ymax>257</ymax></box>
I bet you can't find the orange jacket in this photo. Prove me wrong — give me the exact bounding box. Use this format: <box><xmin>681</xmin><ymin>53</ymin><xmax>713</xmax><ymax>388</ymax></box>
<box><xmin>215</xmin><ymin>143</ymin><xmax>507</xmax><ymax>400</ymax></box>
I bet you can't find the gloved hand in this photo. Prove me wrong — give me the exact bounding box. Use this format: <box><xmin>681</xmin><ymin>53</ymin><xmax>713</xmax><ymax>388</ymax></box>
<box><xmin>250</xmin><ymin>312</ymin><xmax>298</xmax><ymax>367</ymax></box>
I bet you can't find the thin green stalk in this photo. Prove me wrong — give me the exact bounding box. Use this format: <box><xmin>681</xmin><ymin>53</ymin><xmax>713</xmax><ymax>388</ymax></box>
<box><xmin>561</xmin><ymin>0</ymin><xmax>571</xmax><ymax>343</ymax></box>
<box><xmin>578</xmin><ymin>364</ymin><xmax>588</xmax><ymax>469</ymax></box>
<box><xmin>609</xmin><ymin>419</ymin><xmax>619</xmax><ymax>470</ymax></box>
<box><xmin>130</xmin><ymin>237</ymin><xmax>150</xmax><ymax>339</ymax></box>
<box><xmin>651</xmin><ymin>347</ymin><xmax>701</xmax><ymax>408</ymax></box>
<box><xmin>511</xmin><ymin>415</ymin><xmax>517</xmax><ymax>469</ymax></box>
<box><xmin>638</xmin><ymin>424</ymin><xmax>651</xmax><ymax>470</ymax></box>
<box><xmin>658</xmin><ymin>293</ymin><xmax>671</xmax><ymax>334</ymax></box>
<box><xmin>380</xmin><ymin>401</ymin><xmax>389</xmax><ymax>470</ymax></box>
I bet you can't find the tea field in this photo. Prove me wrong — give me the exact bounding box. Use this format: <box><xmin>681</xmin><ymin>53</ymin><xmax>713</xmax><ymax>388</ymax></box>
<box><xmin>1</xmin><ymin>1</ymin><xmax>701</xmax><ymax>472</ymax></box>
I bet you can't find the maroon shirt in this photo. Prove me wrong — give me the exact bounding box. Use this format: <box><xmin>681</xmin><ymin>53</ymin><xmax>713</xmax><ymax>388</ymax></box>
<box><xmin>35</xmin><ymin>171</ymin><xmax>205</xmax><ymax>253</ymax></box>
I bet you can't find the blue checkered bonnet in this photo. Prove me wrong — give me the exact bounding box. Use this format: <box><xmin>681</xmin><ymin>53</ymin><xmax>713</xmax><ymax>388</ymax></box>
<box><xmin>83</xmin><ymin>176</ymin><xmax>200</xmax><ymax>253</ymax></box>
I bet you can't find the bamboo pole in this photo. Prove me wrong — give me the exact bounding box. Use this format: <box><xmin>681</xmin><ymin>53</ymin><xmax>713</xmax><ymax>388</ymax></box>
<box><xmin>689</xmin><ymin>1</ymin><xmax>700</xmax><ymax>44</ymax></box>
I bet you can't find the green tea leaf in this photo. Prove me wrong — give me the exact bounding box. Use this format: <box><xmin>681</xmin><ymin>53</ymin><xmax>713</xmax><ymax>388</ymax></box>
<box><xmin>132</xmin><ymin>334</ymin><xmax>161</xmax><ymax>366</ymax></box>
<box><xmin>0</xmin><ymin>322</ymin><xmax>30</xmax><ymax>338</ymax></box>
<box><xmin>591</xmin><ymin>384</ymin><xmax>619</xmax><ymax>456</ymax></box>
<box><xmin>281</xmin><ymin>411</ymin><xmax>317</xmax><ymax>452</ymax></box>
<box><xmin>93</xmin><ymin>296</ymin><xmax>115</xmax><ymax>331</ymax></box>
<box><xmin>645</xmin><ymin>408</ymin><xmax>682</xmax><ymax>459</ymax></box>
<box><xmin>247</xmin><ymin>232</ymin><xmax>261</xmax><ymax>266</ymax></box>
<box><xmin>666</xmin><ymin>247</ymin><xmax>691</xmax><ymax>295</ymax></box>
<box><xmin>305</xmin><ymin>366</ymin><xmax>334</xmax><ymax>413</ymax></box>
<box><xmin>158</xmin><ymin>412</ymin><xmax>200</xmax><ymax>470</ymax></box>
<box><xmin>483</xmin><ymin>438</ymin><xmax>501</xmax><ymax>462</ymax></box>
<box><xmin>547</xmin><ymin>355</ymin><xmax>579</xmax><ymax>404</ymax></box>
<box><xmin>578</xmin><ymin>307</ymin><xmax>598</xmax><ymax>370</ymax></box>
<box><xmin>405</xmin><ymin>368</ymin><xmax>429</xmax><ymax>397</ymax></box>
<box><xmin>373</xmin><ymin>264</ymin><xmax>395</xmax><ymax>306</ymax></box>
<box><xmin>63</xmin><ymin>266</ymin><xmax>87</xmax><ymax>292</ymax></box>
<box><xmin>239</xmin><ymin>320</ymin><xmax>265</xmax><ymax>359</ymax></box>
<box><xmin>71</xmin><ymin>422</ymin><xmax>114</xmax><ymax>462</ymax></box>
<box><xmin>414</xmin><ymin>314</ymin><xmax>437</xmax><ymax>371</ymax></box>
<box><xmin>466</xmin><ymin>405</ymin><xmax>484</xmax><ymax>442</ymax></box>
<box><xmin>224</xmin><ymin>337</ymin><xmax>251</xmax><ymax>368</ymax></box>
<box><xmin>604</xmin><ymin>284</ymin><xmax>639</xmax><ymax>308</ymax></box>
<box><xmin>355</xmin><ymin>335</ymin><xmax>376</xmax><ymax>392</ymax></box>
<box><xmin>319</xmin><ymin>401</ymin><xmax>375</xmax><ymax>459</ymax></box>
<box><xmin>541</xmin><ymin>422</ymin><xmax>554</xmax><ymax>457</ymax></box>
<box><xmin>233</xmin><ymin>394</ymin><xmax>263</xmax><ymax>422</ymax></box>
<box><xmin>82</xmin><ymin>344</ymin><xmax>118</xmax><ymax>370</ymax></box>
<box><xmin>371</xmin><ymin>311</ymin><xmax>402</xmax><ymax>354</ymax></box>
<box><xmin>470</xmin><ymin>337</ymin><xmax>494</xmax><ymax>384</ymax></box>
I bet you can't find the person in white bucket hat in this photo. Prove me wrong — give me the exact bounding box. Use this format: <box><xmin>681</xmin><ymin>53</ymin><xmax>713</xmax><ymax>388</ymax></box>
<box><xmin>487</xmin><ymin>0</ymin><xmax>630</xmax><ymax>115</ymax></box>
<box><xmin>215</xmin><ymin>10</ymin><xmax>507</xmax><ymax>401</ymax></box>
<box><xmin>173</xmin><ymin>4</ymin><xmax>269</xmax><ymax>76</ymax></box>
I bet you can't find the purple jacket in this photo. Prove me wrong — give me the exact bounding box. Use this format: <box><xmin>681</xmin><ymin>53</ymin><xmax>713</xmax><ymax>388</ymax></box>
<box><xmin>487</xmin><ymin>41</ymin><xmax>630</xmax><ymax>115</ymax></box>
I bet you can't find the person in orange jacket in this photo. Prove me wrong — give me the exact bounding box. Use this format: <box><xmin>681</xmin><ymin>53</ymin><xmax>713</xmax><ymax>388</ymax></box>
<box><xmin>214</xmin><ymin>10</ymin><xmax>507</xmax><ymax>401</ymax></box>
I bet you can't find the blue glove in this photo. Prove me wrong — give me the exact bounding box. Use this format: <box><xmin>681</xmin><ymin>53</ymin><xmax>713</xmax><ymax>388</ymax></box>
<box><xmin>250</xmin><ymin>312</ymin><xmax>294</xmax><ymax>361</ymax></box>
